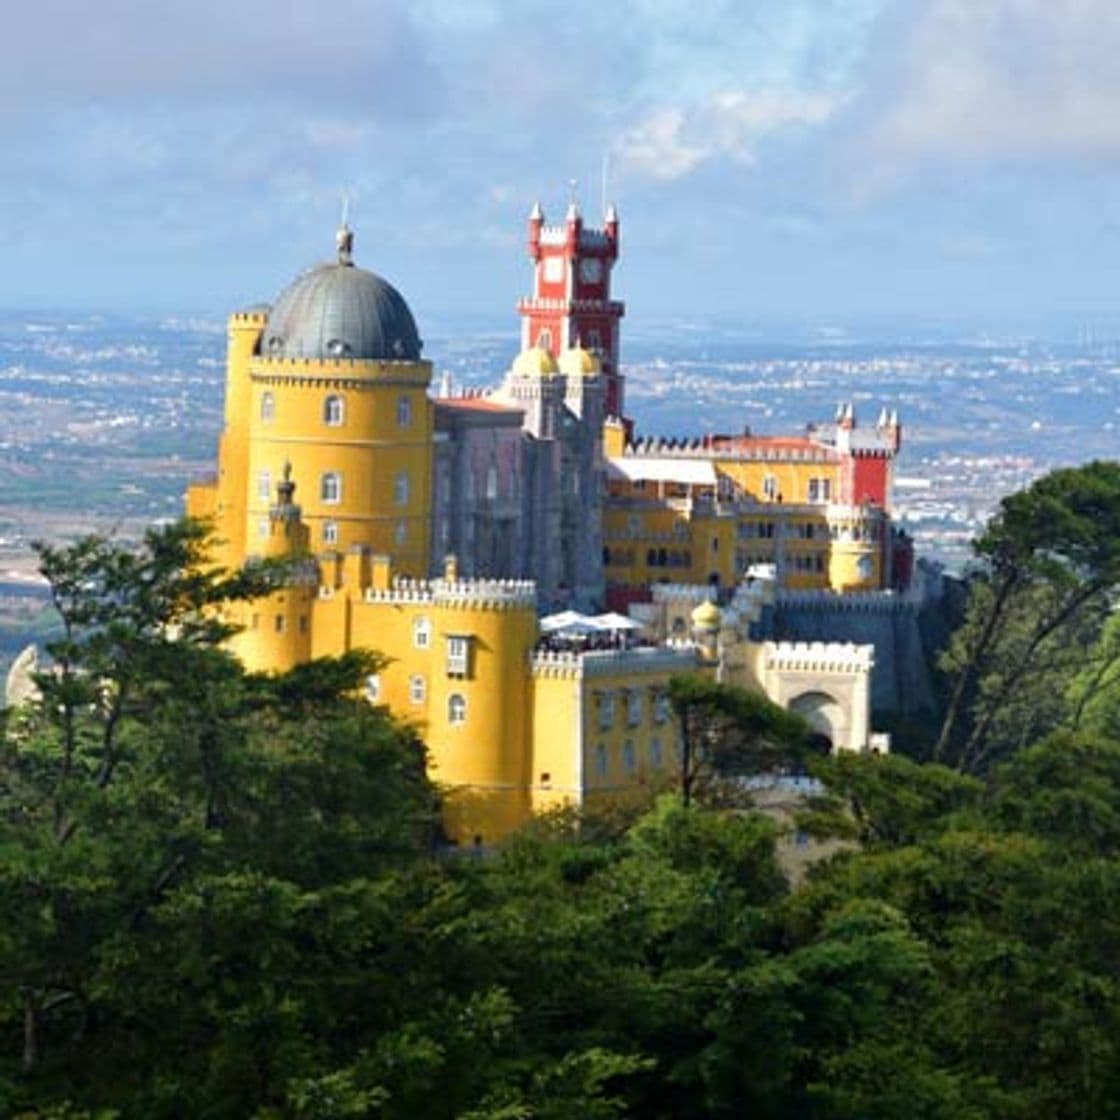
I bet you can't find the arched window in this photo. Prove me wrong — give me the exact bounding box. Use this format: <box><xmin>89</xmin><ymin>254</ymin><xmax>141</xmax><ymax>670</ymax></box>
<box><xmin>650</xmin><ymin>736</ymin><xmax>663</xmax><ymax>767</ymax></box>
<box><xmin>394</xmin><ymin>521</ymin><xmax>408</xmax><ymax>545</ymax></box>
<box><xmin>397</xmin><ymin>395</ymin><xmax>412</xmax><ymax>427</ymax></box>
<box><xmin>622</xmin><ymin>740</ymin><xmax>636</xmax><ymax>773</ymax></box>
<box><xmin>393</xmin><ymin>471</ymin><xmax>410</xmax><ymax>506</ymax></box>
<box><xmin>413</xmin><ymin>616</ymin><xmax>431</xmax><ymax>649</ymax></box>
<box><xmin>320</xmin><ymin>472</ymin><xmax>341</xmax><ymax>504</ymax></box>
<box><xmin>409</xmin><ymin>675</ymin><xmax>426</xmax><ymax>705</ymax></box>
<box><xmin>485</xmin><ymin>465</ymin><xmax>498</xmax><ymax>501</ymax></box>
<box><xmin>322</xmin><ymin>520</ymin><xmax>339</xmax><ymax>545</ymax></box>
<box><xmin>448</xmin><ymin>693</ymin><xmax>467</xmax><ymax>725</ymax></box>
<box><xmin>595</xmin><ymin>743</ymin><xmax>608</xmax><ymax>777</ymax></box>
<box><xmin>323</xmin><ymin>394</ymin><xmax>344</xmax><ymax>426</ymax></box>
<box><xmin>257</xmin><ymin>471</ymin><xmax>272</xmax><ymax>501</ymax></box>
<box><xmin>538</xmin><ymin>328</ymin><xmax>552</xmax><ymax>350</ymax></box>
<box><xmin>260</xmin><ymin>391</ymin><xmax>275</xmax><ymax>423</ymax></box>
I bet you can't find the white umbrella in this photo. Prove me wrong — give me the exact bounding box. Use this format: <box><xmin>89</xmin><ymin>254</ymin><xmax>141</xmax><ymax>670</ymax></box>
<box><xmin>540</xmin><ymin>610</ymin><xmax>600</xmax><ymax>634</ymax></box>
<box><xmin>591</xmin><ymin>612</ymin><xmax>645</xmax><ymax>632</ymax></box>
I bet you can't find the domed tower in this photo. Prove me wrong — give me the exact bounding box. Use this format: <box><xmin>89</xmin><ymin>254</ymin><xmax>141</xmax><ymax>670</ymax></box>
<box><xmin>238</xmin><ymin>225</ymin><xmax>434</xmax><ymax>575</ymax></box>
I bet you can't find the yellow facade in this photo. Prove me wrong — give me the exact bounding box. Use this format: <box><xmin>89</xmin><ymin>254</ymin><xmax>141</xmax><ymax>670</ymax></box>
<box><xmin>189</xmin><ymin>230</ymin><xmax>889</xmax><ymax>845</ymax></box>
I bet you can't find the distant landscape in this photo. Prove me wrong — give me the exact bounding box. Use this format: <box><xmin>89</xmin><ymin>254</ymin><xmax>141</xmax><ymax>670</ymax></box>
<box><xmin>2</xmin><ymin>309</ymin><xmax>1118</xmax><ymax>673</ymax></box>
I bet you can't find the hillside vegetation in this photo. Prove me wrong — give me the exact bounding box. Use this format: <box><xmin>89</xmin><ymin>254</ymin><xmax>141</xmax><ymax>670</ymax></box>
<box><xmin>5</xmin><ymin>465</ymin><xmax>1120</xmax><ymax>1118</ymax></box>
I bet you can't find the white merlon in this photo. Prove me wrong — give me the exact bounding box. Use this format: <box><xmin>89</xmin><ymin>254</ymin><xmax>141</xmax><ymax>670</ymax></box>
<box><xmin>763</xmin><ymin>640</ymin><xmax>874</xmax><ymax>674</ymax></box>
<box><xmin>530</xmin><ymin>645</ymin><xmax>697</xmax><ymax>679</ymax></box>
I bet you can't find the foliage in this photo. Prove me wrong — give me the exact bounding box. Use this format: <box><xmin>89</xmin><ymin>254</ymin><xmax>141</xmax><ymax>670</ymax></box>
<box><xmin>668</xmin><ymin>674</ymin><xmax>809</xmax><ymax>807</ymax></box>
<box><xmin>10</xmin><ymin>519</ymin><xmax>1120</xmax><ymax>1116</ymax></box>
<box><xmin>935</xmin><ymin>461</ymin><xmax>1120</xmax><ymax>773</ymax></box>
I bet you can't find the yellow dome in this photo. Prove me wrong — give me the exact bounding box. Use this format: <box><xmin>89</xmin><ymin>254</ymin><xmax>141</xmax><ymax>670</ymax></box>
<box><xmin>512</xmin><ymin>346</ymin><xmax>559</xmax><ymax>377</ymax></box>
<box><xmin>558</xmin><ymin>346</ymin><xmax>601</xmax><ymax>377</ymax></box>
<box><xmin>690</xmin><ymin>599</ymin><xmax>721</xmax><ymax>629</ymax></box>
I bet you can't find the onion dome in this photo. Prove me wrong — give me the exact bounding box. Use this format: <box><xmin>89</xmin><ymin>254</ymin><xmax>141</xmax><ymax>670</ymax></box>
<box><xmin>511</xmin><ymin>346</ymin><xmax>559</xmax><ymax>377</ymax></box>
<box><xmin>258</xmin><ymin>226</ymin><xmax>421</xmax><ymax>361</ymax></box>
<box><xmin>690</xmin><ymin>599</ymin><xmax>722</xmax><ymax>630</ymax></box>
<box><xmin>558</xmin><ymin>345</ymin><xmax>601</xmax><ymax>377</ymax></box>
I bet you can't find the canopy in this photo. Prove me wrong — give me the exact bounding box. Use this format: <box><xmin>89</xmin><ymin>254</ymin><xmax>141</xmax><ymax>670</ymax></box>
<box><xmin>591</xmin><ymin>612</ymin><xmax>645</xmax><ymax>632</ymax></box>
<box><xmin>540</xmin><ymin>610</ymin><xmax>601</xmax><ymax>634</ymax></box>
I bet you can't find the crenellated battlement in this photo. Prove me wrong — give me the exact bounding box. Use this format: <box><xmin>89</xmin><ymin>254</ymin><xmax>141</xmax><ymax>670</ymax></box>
<box><xmin>763</xmin><ymin>640</ymin><xmax>875</xmax><ymax>674</ymax></box>
<box><xmin>776</xmin><ymin>589</ymin><xmax>910</xmax><ymax>614</ymax></box>
<box><xmin>249</xmin><ymin>355</ymin><xmax>431</xmax><ymax>379</ymax></box>
<box><xmin>531</xmin><ymin>645</ymin><xmax>696</xmax><ymax>680</ymax></box>
<box><xmin>343</xmin><ymin>574</ymin><xmax>537</xmax><ymax>611</ymax></box>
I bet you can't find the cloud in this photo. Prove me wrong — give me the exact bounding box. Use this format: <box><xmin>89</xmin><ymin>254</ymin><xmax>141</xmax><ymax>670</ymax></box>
<box><xmin>853</xmin><ymin>0</ymin><xmax>1120</xmax><ymax>168</ymax></box>
<box><xmin>615</xmin><ymin>90</ymin><xmax>839</xmax><ymax>180</ymax></box>
<box><xmin>0</xmin><ymin>0</ymin><xmax>443</xmax><ymax>121</ymax></box>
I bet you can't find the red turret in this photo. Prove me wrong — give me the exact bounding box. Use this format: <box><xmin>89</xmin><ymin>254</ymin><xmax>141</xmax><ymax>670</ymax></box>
<box><xmin>528</xmin><ymin>201</ymin><xmax>543</xmax><ymax>262</ymax></box>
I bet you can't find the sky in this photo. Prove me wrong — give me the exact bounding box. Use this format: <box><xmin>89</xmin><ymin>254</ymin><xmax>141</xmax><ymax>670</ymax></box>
<box><xmin>6</xmin><ymin>0</ymin><xmax>1120</xmax><ymax>329</ymax></box>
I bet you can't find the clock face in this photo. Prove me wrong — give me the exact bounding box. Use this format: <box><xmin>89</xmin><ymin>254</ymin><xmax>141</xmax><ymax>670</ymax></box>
<box><xmin>579</xmin><ymin>257</ymin><xmax>603</xmax><ymax>283</ymax></box>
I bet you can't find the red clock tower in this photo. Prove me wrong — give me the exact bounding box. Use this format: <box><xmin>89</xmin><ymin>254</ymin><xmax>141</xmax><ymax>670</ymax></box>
<box><xmin>518</xmin><ymin>200</ymin><xmax>627</xmax><ymax>417</ymax></box>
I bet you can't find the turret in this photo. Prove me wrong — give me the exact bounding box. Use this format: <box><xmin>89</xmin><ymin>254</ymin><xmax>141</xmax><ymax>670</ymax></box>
<box><xmin>604</xmin><ymin>203</ymin><xmax>619</xmax><ymax>261</ymax></box>
<box><xmin>565</xmin><ymin>200</ymin><xmax>582</xmax><ymax>253</ymax></box>
<box><xmin>528</xmin><ymin>201</ymin><xmax>543</xmax><ymax>262</ymax></box>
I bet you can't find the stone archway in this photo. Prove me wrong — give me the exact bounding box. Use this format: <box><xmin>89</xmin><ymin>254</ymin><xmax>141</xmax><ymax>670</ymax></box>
<box><xmin>788</xmin><ymin>690</ymin><xmax>848</xmax><ymax>754</ymax></box>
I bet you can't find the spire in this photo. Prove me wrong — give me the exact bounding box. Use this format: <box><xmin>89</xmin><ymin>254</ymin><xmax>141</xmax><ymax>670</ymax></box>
<box><xmin>566</xmin><ymin>178</ymin><xmax>580</xmax><ymax>222</ymax></box>
<box><xmin>336</xmin><ymin>197</ymin><xmax>355</xmax><ymax>265</ymax></box>
<box><xmin>271</xmin><ymin>460</ymin><xmax>301</xmax><ymax>522</ymax></box>
<box><xmin>605</xmin><ymin>202</ymin><xmax>618</xmax><ymax>224</ymax></box>
<box><xmin>529</xmin><ymin>200</ymin><xmax>543</xmax><ymax>221</ymax></box>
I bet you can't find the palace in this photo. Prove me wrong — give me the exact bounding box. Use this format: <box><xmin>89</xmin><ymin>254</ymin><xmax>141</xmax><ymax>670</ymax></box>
<box><xmin>187</xmin><ymin>204</ymin><xmax>902</xmax><ymax>842</ymax></box>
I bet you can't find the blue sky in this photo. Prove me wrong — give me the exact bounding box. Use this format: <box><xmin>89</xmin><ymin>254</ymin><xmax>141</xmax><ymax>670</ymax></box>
<box><xmin>7</xmin><ymin>0</ymin><xmax>1120</xmax><ymax>328</ymax></box>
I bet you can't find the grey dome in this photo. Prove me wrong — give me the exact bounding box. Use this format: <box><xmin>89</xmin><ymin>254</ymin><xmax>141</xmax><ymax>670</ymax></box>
<box><xmin>260</xmin><ymin>249</ymin><xmax>421</xmax><ymax>361</ymax></box>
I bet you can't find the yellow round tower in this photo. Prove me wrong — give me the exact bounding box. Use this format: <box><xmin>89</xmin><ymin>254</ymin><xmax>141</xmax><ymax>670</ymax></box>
<box><xmin>241</xmin><ymin>225</ymin><xmax>433</xmax><ymax>576</ymax></box>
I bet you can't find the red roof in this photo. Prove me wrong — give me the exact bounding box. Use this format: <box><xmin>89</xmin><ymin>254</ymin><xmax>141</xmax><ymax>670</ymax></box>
<box><xmin>434</xmin><ymin>397</ymin><xmax>522</xmax><ymax>414</ymax></box>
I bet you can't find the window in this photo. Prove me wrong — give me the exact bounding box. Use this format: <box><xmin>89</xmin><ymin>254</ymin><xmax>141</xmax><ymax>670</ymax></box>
<box><xmin>298</xmin><ymin>615</ymin><xmax>308</xmax><ymax>634</ymax></box>
<box><xmin>654</xmin><ymin>693</ymin><xmax>670</xmax><ymax>724</ymax></box>
<box><xmin>448</xmin><ymin>693</ymin><xmax>467</xmax><ymax>725</ymax></box>
<box><xmin>394</xmin><ymin>521</ymin><xmax>408</xmax><ymax>546</ymax></box>
<box><xmin>409</xmin><ymin>675</ymin><xmax>426</xmax><ymax>706</ymax></box>
<box><xmin>599</xmin><ymin>691</ymin><xmax>615</xmax><ymax>730</ymax></box>
<box><xmin>413</xmin><ymin>616</ymin><xmax>432</xmax><ymax>649</ymax></box>
<box><xmin>257</xmin><ymin>471</ymin><xmax>272</xmax><ymax>501</ymax></box>
<box><xmin>595</xmin><ymin>743</ymin><xmax>608</xmax><ymax>777</ymax></box>
<box><xmin>257</xmin><ymin>518</ymin><xmax>268</xmax><ymax>538</ymax></box>
<box><xmin>321</xmin><ymin>472</ymin><xmax>341</xmax><ymax>504</ymax></box>
<box><xmin>397</xmin><ymin>395</ymin><xmax>412</xmax><ymax>427</ymax></box>
<box><xmin>322</xmin><ymin>520</ymin><xmax>338</xmax><ymax>545</ymax></box>
<box><xmin>393</xmin><ymin>471</ymin><xmax>410</xmax><ymax>506</ymax></box>
<box><xmin>485</xmin><ymin>465</ymin><xmax>498</xmax><ymax>501</ymax></box>
<box><xmin>274</xmin><ymin>615</ymin><xmax>286</xmax><ymax>633</ymax></box>
<box><xmin>762</xmin><ymin>474</ymin><xmax>778</xmax><ymax>500</ymax></box>
<box><xmin>650</xmin><ymin>736</ymin><xmax>663</xmax><ymax>767</ymax></box>
<box><xmin>627</xmin><ymin>690</ymin><xmax>642</xmax><ymax>727</ymax></box>
<box><xmin>808</xmin><ymin>477</ymin><xmax>831</xmax><ymax>503</ymax></box>
<box><xmin>622</xmin><ymin>741</ymin><xmax>636</xmax><ymax>773</ymax></box>
<box><xmin>447</xmin><ymin>635</ymin><xmax>470</xmax><ymax>677</ymax></box>
<box><xmin>324</xmin><ymin>394</ymin><xmax>344</xmax><ymax>426</ymax></box>
<box><xmin>260</xmin><ymin>391</ymin><xmax>275</xmax><ymax>423</ymax></box>
<box><xmin>538</xmin><ymin>327</ymin><xmax>553</xmax><ymax>349</ymax></box>
<box><xmin>586</xmin><ymin>328</ymin><xmax>602</xmax><ymax>350</ymax></box>
<box><xmin>364</xmin><ymin>674</ymin><xmax>381</xmax><ymax>703</ymax></box>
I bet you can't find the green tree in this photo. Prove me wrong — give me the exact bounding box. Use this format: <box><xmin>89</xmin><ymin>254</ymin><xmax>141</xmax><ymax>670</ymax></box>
<box><xmin>668</xmin><ymin>675</ymin><xmax>809</xmax><ymax>807</ymax></box>
<box><xmin>934</xmin><ymin>461</ymin><xmax>1120</xmax><ymax>772</ymax></box>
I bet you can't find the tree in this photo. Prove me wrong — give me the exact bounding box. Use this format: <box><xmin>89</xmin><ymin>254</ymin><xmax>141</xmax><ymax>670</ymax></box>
<box><xmin>668</xmin><ymin>675</ymin><xmax>809</xmax><ymax>807</ymax></box>
<box><xmin>934</xmin><ymin>461</ymin><xmax>1120</xmax><ymax>773</ymax></box>
<box><xmin>0</xmin><ymin>519</ymin><xmax>436</xmax><ymax>1112</ymax></box>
